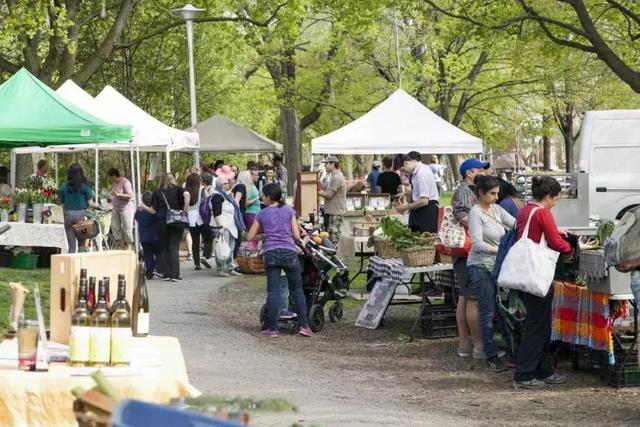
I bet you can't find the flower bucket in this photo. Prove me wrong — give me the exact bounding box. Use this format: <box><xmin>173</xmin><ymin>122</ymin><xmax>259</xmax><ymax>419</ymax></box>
<box><xmin>32</xmin><ymin>203</ymin><xmax>43</xmax><ymax>224</ymax></box>
<box><xmin>17</xmin><ymin>203</ymin><xmax>27</xmax><ymax>223</ymax></box>
<box><xmin>0</xmin><ymin>209</ymin><xmax>8</xmax><ymax>222</ymax></box>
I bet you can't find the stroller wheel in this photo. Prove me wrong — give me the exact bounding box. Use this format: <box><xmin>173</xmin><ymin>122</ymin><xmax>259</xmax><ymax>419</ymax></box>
<box><xmin>259</xmin><ymin>304</ymin><xmax>268</xmax><ymax>330</ymax></box>
<box><xmin>328</xmin><ymin>302</ymin><xmax>344</xmax><ymax>322</ymax></box>
<box><xmin>309</xmin><ymin>304</ymin><xmax>325</xmax><ymax>333</ymax></box>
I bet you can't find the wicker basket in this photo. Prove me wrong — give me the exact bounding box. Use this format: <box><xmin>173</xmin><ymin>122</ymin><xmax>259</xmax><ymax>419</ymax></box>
<box><xmin>247</xmin><ymin>255</ymin><xmax>265</xmax><ymax>273</ymax></box>
<box><xmin>344</xmin><ymin>209</ymin><xmax>365</xmax><ymax>217</ymax></box>
<box><xmin>366</xmin><ymin>209</ymin><xmax>389</xmax><ymax>217</ymax></box>
<box><xmin>374</xmin><ymin>239</ymin><xmax>402</xmax><ymax>259</ymax></box>
<box><xmin>436</xmin><ymin>252</ymin><xmax>453</xmax><ymax>264</ymax></box>
<box><xmin>401</xmin><ymin>246</ymin><xmax>436</xmax><ymax>267</ymax></box>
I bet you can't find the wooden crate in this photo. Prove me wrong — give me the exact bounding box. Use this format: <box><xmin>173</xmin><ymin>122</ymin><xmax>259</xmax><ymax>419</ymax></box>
<box><xmin>50</xmin><ymin>250</ymin><xmax>137</xmax><ymax>344</ymax></box>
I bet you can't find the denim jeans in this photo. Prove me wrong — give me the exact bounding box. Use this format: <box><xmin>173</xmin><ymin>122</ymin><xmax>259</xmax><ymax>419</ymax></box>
<box><xmin>280</xmin><ymin>275</ymin><xmax>290</xmax><ymax>315</ymax></box>
<box><xmin>468</xmin><ymin>264</ymin><xmax>501</xmax><ymax>359</ymax></box>
<box><xmin>264</xmin><ymin>249</ymin><xmax>309</xmax><ymax>331</ymax></box>
<box><xmin>63</xmin><ymin>209</ymin><xmax>88</xmax><ymax>253</ymax></box>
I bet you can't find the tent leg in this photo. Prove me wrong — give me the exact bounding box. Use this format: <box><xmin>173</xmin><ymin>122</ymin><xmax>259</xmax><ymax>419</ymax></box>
<box><xmin>166</xmin><ymin>147</ymin><xmax>171</xmax><ymax>173</ymax></box>
<box><xmin>54</xmin><ymin>153</ymin><xmax>59</xmax><ymax>187</ymax></box>
<box><xmin>309</xmin><ymin>152</ymin><xmax>314</xmax><ymax>170</ymax></box>
<box><xmin>10</xmin><ymin>150</ymin><xmax>16</xmax><ymax>190</ymax></box>
<box><xmin>94</xmin><ymin>147</ymin><xmax>99</xmax><ymax>204</ymax></box>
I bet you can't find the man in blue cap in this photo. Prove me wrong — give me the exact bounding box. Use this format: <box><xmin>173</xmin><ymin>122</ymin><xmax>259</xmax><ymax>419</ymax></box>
<box><xmin>451</xmin><ymin>157</ymin><xmax>490</xmax><ymax>360</ymax></box>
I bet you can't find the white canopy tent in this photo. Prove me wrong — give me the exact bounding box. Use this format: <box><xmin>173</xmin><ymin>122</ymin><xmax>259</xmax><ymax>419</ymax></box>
<box><xmin>311</xmin><ymin>89</ymin><xmax>483</xmax><ymax>156</ymax></box>
<box><xmin>190</xmin><ymin>114</ymin><xmax>283</xmax><ymax>153</ymax></box>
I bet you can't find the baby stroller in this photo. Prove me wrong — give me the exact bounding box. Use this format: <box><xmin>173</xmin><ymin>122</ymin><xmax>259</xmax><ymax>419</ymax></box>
<box><xmin>258</xmin><ymin>237</ymin><xmax>350</xmax><ymax>334</ymax></box>
<box><xmin>300</xmin><ymin>238</ymin><xmax>350</xmax><ymax>332</ymax></box>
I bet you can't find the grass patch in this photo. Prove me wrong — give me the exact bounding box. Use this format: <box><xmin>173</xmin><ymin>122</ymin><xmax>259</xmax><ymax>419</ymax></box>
<box><xmin>440</xmin><ymin>190</ymin><xmax>453</xmax><ymax>207</ymax></box>
<box><xmin>0</xmin><ymin>268</ymin><xmax>50</xmax><ymax>335</ymax></box>
<box><xmin>185</xmin><ymin>395</ymin><xmax>297</xmax><ymax>412</ymax></box>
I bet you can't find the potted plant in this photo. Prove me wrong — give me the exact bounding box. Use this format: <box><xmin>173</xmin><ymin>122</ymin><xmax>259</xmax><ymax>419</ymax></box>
<box><xmin>0</xmin><ymin>195</ymin><xmax>11</xmax><ymax>222</ymax></box>
<box><xmin>14</xmin><ymin>188</ymin><xmax>30</xmax><ymax>223</ymax></box>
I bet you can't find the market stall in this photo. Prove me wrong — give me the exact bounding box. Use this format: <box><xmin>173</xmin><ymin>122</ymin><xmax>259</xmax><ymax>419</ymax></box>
<box><xmin>191</xmin><ymin>114</ymin><xmax>283</xmax><ymax>153</ymax></box>
<box><xmin>0</xmin><ymin>69</ymin><xmax>131</xmax><ymax>253</ymax></box>
<box><xmin>0</xmin><ymin>336</ymin><xmax>196</xmax><ymax>426</ymax></box>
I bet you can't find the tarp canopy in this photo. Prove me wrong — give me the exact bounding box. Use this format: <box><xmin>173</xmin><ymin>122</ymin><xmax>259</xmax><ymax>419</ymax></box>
<box><xmin>14</xmin><ymin>81</ymin><xmax>189</xmax><ymax>154</ymax></box>
<box><xmin>95</xmin><ymin>85</ymin><xmax>198</xmax><ymax>151</ymax></box>
<box><xmin>0</xmin><ymin>68</ymin><xmax>131</xmax><ymax>147</ymax></box>
<box><xmin>311</xmin><ymin>89</ymin><xmax>482</xmax><ymax>155</ymax></box>
<box><xmin>194</xmin><ymin>114</ymin><xmax>283</xmax><ymax>153</ymax></box>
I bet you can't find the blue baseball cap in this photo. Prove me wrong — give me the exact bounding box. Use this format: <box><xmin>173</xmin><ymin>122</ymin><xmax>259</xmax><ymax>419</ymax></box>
<box><xmin>459</xmin><ymin>158</ymin><xmax>490</xmax><ymax>177</ymax></box>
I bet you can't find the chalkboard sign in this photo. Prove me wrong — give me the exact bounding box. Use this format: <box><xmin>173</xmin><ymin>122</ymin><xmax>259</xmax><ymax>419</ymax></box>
<box><xmin>355</xmin><ymin>278</ymin><xmax>396</xmax><ymax>329</ymax></box>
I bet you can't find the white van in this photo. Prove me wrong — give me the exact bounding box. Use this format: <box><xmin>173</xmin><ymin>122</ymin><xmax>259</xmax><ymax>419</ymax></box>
<box><xmin>577</xmin><ymin>110</ymin><xmax>640</xmax><ymax>221</ymax></box>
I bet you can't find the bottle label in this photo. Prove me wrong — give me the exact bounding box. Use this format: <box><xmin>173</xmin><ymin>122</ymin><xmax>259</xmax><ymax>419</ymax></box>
<box><xmin>89</xmin><ymin>327</ymin><xmax>110</xmax><ymax>363</ymax></box>
<box><xmin>136</xmin><ymin>312</ymin><xmax>150</xmax><ymax>335</ymax></box>
<box><xmin>69</xmin><ymin>326</ymin><xmax>90</xmax><ymax>362</ymax></box>
<box><xmin>110</xmin><ymin>327</ymin><xmax>132</xmax><ymax>364</ymax></box>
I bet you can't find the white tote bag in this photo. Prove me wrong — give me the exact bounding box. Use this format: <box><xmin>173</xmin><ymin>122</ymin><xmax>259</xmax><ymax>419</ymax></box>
<box><xmin>497</xmin><ymin>207</ymin><xmax>560</xmax><ymax>297</ymax></box>
<box><xmin>215</xmin><ymin>230</ymin><xmax>231</xmax><ymax>261</ymax></box>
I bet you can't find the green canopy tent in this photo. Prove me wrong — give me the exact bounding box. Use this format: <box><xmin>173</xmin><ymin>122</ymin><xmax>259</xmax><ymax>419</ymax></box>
<box><xmin>0</xmin><ymin>68</ymin><xmax>131</xmax><ymax>146</ymax></box>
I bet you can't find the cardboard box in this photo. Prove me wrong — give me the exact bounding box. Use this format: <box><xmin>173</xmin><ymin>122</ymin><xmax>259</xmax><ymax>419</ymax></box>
<box><xmin>50</xmin><ymin>250</ymin><xmax>137</xmax><ymax>344</ymax></box>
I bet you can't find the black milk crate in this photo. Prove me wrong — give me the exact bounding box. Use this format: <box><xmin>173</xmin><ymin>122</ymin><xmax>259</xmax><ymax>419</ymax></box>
<box><xmin>421</xmin><ymin>304</ymin><xmax>458</xmax><ymax>339</ymax></box>
<box><xmin>571</xmin><ymin>346</ymin><xmax>607</xmax><ymax>373</ymax></box>
<box><xmin>605</xmin><ymin>347</ymin><xmax>640</xmax><ymax>388</ymax></box>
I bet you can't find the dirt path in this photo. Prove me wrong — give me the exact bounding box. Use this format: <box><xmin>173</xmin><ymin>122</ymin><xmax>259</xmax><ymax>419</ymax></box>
<box><xmin>150</xmin><ymin>265</ymin><xmax>640</xmax><ymax>426</ymax></box>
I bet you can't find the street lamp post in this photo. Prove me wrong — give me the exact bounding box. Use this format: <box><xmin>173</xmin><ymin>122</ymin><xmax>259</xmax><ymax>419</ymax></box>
<box><xmin>172</xmin><ymin>3</ymin><xmax>205</xmax><ymax>167</ymax></box>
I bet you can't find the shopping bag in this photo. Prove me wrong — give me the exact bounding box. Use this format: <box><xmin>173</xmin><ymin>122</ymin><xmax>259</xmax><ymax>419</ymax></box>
<box><xmin>215</xmin><ymin>231</ymin><xmax>231</xmax><ymax>261</ymax></box>
<box><xmin>434</xmin><ymin>206</ymin><xmax>471</xmax><ymax>257</ymax></box>
<box><xmin>497</xmin><ymin>207</ymin><xmax>559</xmax><ymax>297</ymax></box>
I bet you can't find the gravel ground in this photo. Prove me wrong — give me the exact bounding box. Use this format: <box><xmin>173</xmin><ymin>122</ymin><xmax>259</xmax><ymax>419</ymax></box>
<box><xmin>150</xmin><ymin>261</ymin><xmax>640</xmax><ymax>426</ymax></box>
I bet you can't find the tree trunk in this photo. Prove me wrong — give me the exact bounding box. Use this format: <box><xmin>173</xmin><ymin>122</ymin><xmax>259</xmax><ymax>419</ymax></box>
<box><xmin>543</xmin><ymin>134</ymin><xmax>551</xmax><ymax>170</ymax></box>
<box><xmin>447</xmin><ymin>154</ymin><xmax>462</xmax><ymax>182</ymax></box>
<box><xmin>15</xmin><ymin>154</ymin><xmax>34</xmax><ymax>188</ymax></box>
<box><xmin>563</xmin><ymin>131</ymin><xmax>575</xmax><ymax>173</ymax></box>
<box><xmin>279</xmin><ymin>104</ymin><xmax>301</xmax><ymax>193</ymax></box>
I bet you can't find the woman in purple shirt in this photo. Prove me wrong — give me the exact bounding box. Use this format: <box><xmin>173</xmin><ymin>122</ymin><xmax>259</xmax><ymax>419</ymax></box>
<box><xmin>247</xmin><ymin>183</ymin><xmax>313</xmax><ymax>338</ymax></box>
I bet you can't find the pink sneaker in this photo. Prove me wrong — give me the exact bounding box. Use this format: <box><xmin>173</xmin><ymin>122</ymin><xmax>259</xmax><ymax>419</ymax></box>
<box><xmin>261</xmin><ymin>329</ymin><xmax>278</xmax><ymax>338</ymax></box>
<box><xmin>298</xmin><ymin>326</ymin><xmax>314</xmax><ymax>337</ymax></box>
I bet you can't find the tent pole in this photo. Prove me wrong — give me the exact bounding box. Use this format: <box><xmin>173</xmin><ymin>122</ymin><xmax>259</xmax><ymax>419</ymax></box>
<box><xmin>309</xmin><ymin>152</ymin><xmax>314</xmax><ymax>170</ymax></box>
<box><xmin>94</xmin><ymin>146</ymin><xmax>99</xmax><ymax>203</ymax></box>
<box><xmin>166</xmin><ymin>146</ymin><xmax>171</xmax><ymax>173</ymax></box>
<box><xmin>54</xmin><ymin>153</ymin><xmax>59</xmax><ymax>186</ymax></box>
<box><xmin>130</xmin><ymin>142</ymin><xmax>139</xmax><ymax>257</ymax></box>
<box><xmin>10</xmin><ymin>150</ymin><xmax>16</xmax><ymax>190</ymax></box>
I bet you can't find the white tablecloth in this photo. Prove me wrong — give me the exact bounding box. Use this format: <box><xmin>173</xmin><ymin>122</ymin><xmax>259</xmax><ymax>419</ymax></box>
<box><xmin>0</xmin><ymin>222</ymin><xmax>68</xmax><ymax>253</ymax></box>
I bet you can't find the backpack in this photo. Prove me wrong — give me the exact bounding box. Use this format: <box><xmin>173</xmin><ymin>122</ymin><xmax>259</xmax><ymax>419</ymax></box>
<box><xmin>199</xmin><ymin>189</ymin><xmax>214</xmax><ymax>225</ymax></box>
<box><xmin>491</xmin><ymin>226</ymin><xmax>518</xmax><ymax>281</ymax></box>
<box><xmin>605</xmin><ymin>206</ymin><xmax>640</xmax><ymax>272</ymax></box>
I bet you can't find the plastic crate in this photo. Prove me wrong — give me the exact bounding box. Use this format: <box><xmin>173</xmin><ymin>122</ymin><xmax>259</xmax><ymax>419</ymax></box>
<box><xmin>571</xmin><ymin>347</ymin><xmax>607</xmax><ymax>373</ymax></box>
<box><xmin>421</xmin><ymin>305</ymin><xmax>458</xmax><ymax>339</ymax></box>
<box><xmin>10</xmin><ymin>253</ymin><xmax>39</xmax><ymax>270</ymax></box>
<box><xmin>111</xmin><ymin>400</ymin><xmax>243</xmax><ymax>427</ymax></box>
<box><xmin>605</xmin><ymin>348</ymin><xmax>640</xmax><ymax>388</ymax></box>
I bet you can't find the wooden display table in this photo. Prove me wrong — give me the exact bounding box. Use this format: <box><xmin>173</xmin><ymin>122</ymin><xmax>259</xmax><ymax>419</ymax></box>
<box><xmin>0</xmin><ymin>336</ymin><xmax>197</xmax><ymax>426</ymax></box>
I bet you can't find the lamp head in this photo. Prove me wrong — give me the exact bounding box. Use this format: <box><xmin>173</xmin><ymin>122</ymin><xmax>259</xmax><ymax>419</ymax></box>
<box><xmin>171</xmin><ymin>3</ymin><xmax>205</xmax><ymax>21</ymax></box>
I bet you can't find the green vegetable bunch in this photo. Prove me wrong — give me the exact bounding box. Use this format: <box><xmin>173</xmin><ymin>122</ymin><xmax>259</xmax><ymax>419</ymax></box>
<box><xmin>371</xmin><ymin>216</ymin><xmax>435</xmax><ymax>250</ymax></box>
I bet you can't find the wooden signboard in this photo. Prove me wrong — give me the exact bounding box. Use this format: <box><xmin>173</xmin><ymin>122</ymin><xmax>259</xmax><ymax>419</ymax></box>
<box><xmin>294</xmin><ymin>171</ymin><xmax>319</xmax><ymax>221</ymax></box>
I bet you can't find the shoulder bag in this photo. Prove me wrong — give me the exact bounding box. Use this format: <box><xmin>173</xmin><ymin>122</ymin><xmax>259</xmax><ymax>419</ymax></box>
<box><xmin>434</xmin><ymin>206</ymin><xmax>471</xmax><ymax>257</ymax></box>
<box><xmin>497</xmin><ymin>207</ymin><xmax>560</xmax><ymax>297</ymax></box>
<box><xmin>162</xmin><ymin>192</ymin><xmax>189</xmax><ymax>227</ymax></box>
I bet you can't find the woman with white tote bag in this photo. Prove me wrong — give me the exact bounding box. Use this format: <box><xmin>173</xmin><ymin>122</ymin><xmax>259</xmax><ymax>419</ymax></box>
<box><xmin>510</xmin><ymin>177</ymin><xmax>573</xmax><ymax>390</ymax></box>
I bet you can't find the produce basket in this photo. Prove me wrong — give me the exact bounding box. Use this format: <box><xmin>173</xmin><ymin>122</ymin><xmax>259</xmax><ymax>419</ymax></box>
<box><xmin>343</xmin><ymin>209</ymin><xmax>365</xmax><ymax>217</ymax></box>
<box><xmin>366</xmin><ymin>209</ymin><xmax>389</xmax><ymax>217</ymax></box>
<box><xmin>374</xmin><ymin>239</ymin><xmax>401</xmax><ymax>259</ymax></box>
<box><xmin>435</xmin><ymin>253</ymin><xmax>453</xmax><ymax>264</ymax></box>
<box><xmin>11</xmin><ymin>253</ymin><xmax>39</xmax><ymax>270</ymax></box>
<box><xmin>580</xmin><ymin>249</ymin><xmax>608</xmax><ymax>280</ymax></box>
<box><xmin>401</xmin><ymin>246</ymin><xmax>436</xmax><ymax>267</ymax></box>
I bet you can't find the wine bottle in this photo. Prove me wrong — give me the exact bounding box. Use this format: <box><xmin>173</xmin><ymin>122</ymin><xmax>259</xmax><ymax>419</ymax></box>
<box><xmin>89</xmin><ymin>280</ymin><xmax>110</xmax><ymax>367</ymax></box>
<box><xmin>103</xmin><ymin>277</ymin><xmax>111</xmax><ymax>310</ymax></box>
<box><xmin>110</xmin><ymin>276</ymin><xmax>131</xmax><ymax>367</ymax></box>
<box><xmin>87</xmin><ymin>277</ymin><xmax>96</xmax><ymax>312</ymax></box>
<box><xmin>69</xmin><ymin>275</ymin><xmax>91</xmax><ymax>366</ymax></box>
<box><xmin>131</xmin><ymin>263</ymin><xmax>150</xmax><ymax>337</ymax></box>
